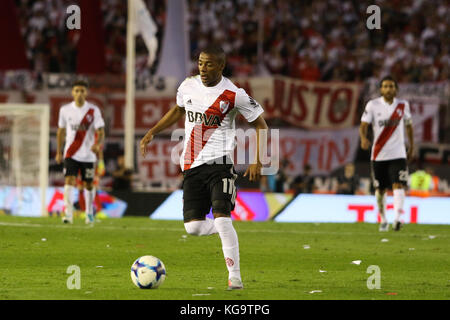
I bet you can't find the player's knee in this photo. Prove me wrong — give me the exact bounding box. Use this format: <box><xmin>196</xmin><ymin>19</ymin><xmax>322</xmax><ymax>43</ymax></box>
<box><xmin>84</xmin><ymin>181</ymin><xmax>94</xmax><ymax>190</ymax></box>
<box><xmin>211</xmin><ymin>200</ymin><xmax>231</xmax><ymax>215</ymax></box>
<box><xmin>65</xmin><ymin>176</ymin><xmax>76</xmax><ymax>186</ymax></box>
<box><xmin>392</xmin><ymin>183</ymin><xmax>404</xmax><ymax>190</ymax></box>
<box><xmin>184</xmin><ymin>220</ymin><xmax>202</xmax><ymax>236</ymax></box>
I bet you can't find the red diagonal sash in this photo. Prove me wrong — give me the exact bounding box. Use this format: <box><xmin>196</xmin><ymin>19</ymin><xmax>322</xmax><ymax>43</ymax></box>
<box><xmin>183</xmin><ymin>90</ymin><xmax>236</xmax><ymax>171</ymax></box>
<box><xmin>65</xmin><ymin>108</ymin><xmax>95</xmax><ymax>159</ymax></box>
<box><xmin>372</xmin><ymin>103</ymin><xmax>404</xmax><ymax>160</ymax></box>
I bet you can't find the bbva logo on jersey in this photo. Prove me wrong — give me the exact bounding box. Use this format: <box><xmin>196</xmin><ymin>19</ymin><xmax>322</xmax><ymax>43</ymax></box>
<box><xmin>187</xmin><ymin>111</ymin><xmax>221</xmax><ymax>127</ymax></box>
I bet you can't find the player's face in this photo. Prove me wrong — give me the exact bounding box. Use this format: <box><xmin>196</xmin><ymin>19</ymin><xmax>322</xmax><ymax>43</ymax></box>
<box><xmin>198</xmin><ymin>53</ymin><xmax>224</xmax><ymax>87</ymax></box>
<box><xmin>72</xmin><ymin>85</ymin><xmax>87</xmax><ymax>105</ymax></box>
<box><xmin>380</xmin><ymin>80</ymin><xmax>397</xmax><ymax>101</ymax></box>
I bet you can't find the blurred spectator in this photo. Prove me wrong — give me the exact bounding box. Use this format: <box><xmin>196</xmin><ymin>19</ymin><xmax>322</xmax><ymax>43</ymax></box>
<box><xmin>260</xmin><ymin>174</ymin><xmax>276</xmax><ymax>193</ymax></box>
<box><xmin>410</xmin><ymin>166</ymin><xmax>440</xmax><ymax>195</ymax></box>
<box><xmin>291</xmin><ymin>163</ymin><xmax>315</xmax><ymax>195</ymax></box>
<box><xmin>274</xmin><ymin>158</ymin><xmax>289</xmax><ymax>193</ymax></box>
<box><xmin>112</xmin><ymin>155</ymin><xmax>133</xmax><ymax>190</ymax></box>
<box><xmin>409</xmin><ymin>167</ymin><xmax>432</xmax><ymax>197</ymax></box>
<box><xmin>264</xmin><ymin>46</ymin><xmax>285</xmax><ymax>74</ymax></box>
<box><xmin>336</xmin><ymin>163</ymin><xmax>360</xmax><ymax>195</ymax></box>
<box><xmin>425</xmin><ymin>167</ymin><xmax>440</xmax><ymax>193</ymax></box>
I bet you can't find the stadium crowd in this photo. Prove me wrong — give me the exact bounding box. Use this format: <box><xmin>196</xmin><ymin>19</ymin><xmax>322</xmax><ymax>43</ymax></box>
<box><xmin>14</xmin><ymin>0</ymin><xmax>450</xmax><ymax>83</ymax></box>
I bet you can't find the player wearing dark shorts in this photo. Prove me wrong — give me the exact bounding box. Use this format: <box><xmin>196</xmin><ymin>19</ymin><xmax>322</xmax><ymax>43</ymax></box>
<box><xmin>56</xmin><ymin>80</ymin><xmax>105</xmax><ymax>225</ymax></box>
<box><xmin>64</xmin><ymin>158</ymin><xmax>95</xmax><ymax>183</ymax></box>
<box><xmin>360</xmin><ymin>76</ymin><xmax>414</xmax><ymax>232</ymax></box>
<box><xmin>371</xmin><ymin>158</ymin><xmax>409</xmax><ymax>191</ymax></box>
<box><xmin>183</xmin><ymin>156</ymin><xmax>237</xmax><ymax>222</ymax></box>
<box><xmin>140</xmin><ymin>45</ymin><xmax>268</xmax><ymax>290</ymax></box>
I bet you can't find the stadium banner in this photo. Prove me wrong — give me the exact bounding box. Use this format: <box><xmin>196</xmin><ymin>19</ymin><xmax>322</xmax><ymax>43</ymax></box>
<box><xmin>365</xmin><ymin>80</ymin><xmax>443</xmax><ymax>143</ymax></box>
<box><xmin>0</xmin><ymin>186</ymin><xmax>127</xmax><ymax>218</ymax></box>
<box><xmin>135</xmin><ymin>138</ymin><xmax>183</xmax><ymax>190</ymax></box>
<box><xmin>234</xmin><ymin>76</ymin><xmax>362</xmax><ymax>128</ymax></box>
<box><xmin>233</xmin><ymin>126</ymin><xmax>360</xmax><ymax>176</ymax></box>
<box><xmin>0</xmin><ymin>76</ymin><xmax>361</xmax><ymax>131</ymax></box>
<box><xmin>150</xmin><ymin>190</ymin><xmax>293</xmax><ymax>221</ymax></box>
<box><xmin>0</xmin><ymin>86</ymin><xmax>181</xmax><ymax>135</ymax></box>
<box><xmin>275</xmin><ymin>194</ymin><xmax>450</xmax><ymax>225</ymax></box>
<box><xmin>135</xmin><ymin>127</ymin><xmax>360</xmax><ymax>183</ymax></box>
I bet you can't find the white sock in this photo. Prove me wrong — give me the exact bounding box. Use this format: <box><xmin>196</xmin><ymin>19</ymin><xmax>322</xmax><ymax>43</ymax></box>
<box><xmin>214</xmin><ymin>217</ymin><xmax>241</xmax><ymax>280</ymax></box>
<box><xmin>393</xmin><ymin>188</ymin><xmax>405</xmax><ymax>222</ymax></box>
<box><xmin>84</xmin><ymin>187</ymin><xmax>96</xmax><ymax>216</ymax></box>
<box><xmin>376</xmin><ymin>190</ymin><xmax>387</xmax><ymax>223</ymax></box>
<box><xmin>184</xmin><ymin>218</ymin><xmax>217</xmax><ymax>236</ymax></box>
<box><xmin>64</xmin><ymin>184</ymin><xmax>74</xmax><ymax>219</ymax></box>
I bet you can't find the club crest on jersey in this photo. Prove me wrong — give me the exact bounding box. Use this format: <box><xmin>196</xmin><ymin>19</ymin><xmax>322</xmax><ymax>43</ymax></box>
<box><xmin>219</xmin><ymin>100</ymin><xmax>229</xmax><ymax>114</ymax></box>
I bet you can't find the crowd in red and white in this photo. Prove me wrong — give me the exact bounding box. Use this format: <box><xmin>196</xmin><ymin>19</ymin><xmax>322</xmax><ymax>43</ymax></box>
<box><xmin>13</xmin><ymin>0</ymin><xmax>450</xmax><ymax>83</ymax></box>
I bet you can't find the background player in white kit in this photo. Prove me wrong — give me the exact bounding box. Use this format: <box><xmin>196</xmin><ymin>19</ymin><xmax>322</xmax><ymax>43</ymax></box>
<box><xmin>359</xmin><ymin>76</ymin><xmax>414</xmax><ymax>232</ymax></box>
<box><xmin>56</xmin><ymin>80</ymin><xmax>105</xmax><ymax>225</ymax></box>
<box><xmin>140</xmin><ymin>45</ymin><xmax>268</xmax><ymax>290</ymax></box>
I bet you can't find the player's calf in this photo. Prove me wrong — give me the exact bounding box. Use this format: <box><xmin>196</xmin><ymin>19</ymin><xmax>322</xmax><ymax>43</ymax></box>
<box><xmin>214</xmin><ymin>216</ymin><xmax>241</xmax><ymax>286</ymax></box>
<box><xmin>84</xmin><ymin>183</ymin><xmax>96</xmax><ymax>225</ymax></box>
<box><xmin>62</xmin><ymin>182</ymin><xmax>75</xmax><ymax>224</ymax></box>
<box><xmin>392</xmin><ymin>187</ymin><xmax>405</xmax><ymax>230</ymax></box>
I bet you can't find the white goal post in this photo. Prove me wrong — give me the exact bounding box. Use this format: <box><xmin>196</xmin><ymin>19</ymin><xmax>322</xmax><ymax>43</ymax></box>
<box><xmin>0</xmin><ymin>104</ymin><xmax>50</xmax><ymax>216</ymax></box>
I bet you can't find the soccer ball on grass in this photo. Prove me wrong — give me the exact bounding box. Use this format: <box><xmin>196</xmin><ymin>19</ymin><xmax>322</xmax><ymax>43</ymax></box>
<box><xmin>130</xmin><ymin>255</ymin><xmax>166</xmax><ymax>289</ymax></box>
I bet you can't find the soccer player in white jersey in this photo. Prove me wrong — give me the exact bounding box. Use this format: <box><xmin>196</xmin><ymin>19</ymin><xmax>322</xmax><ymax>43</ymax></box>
<box><xmin>56</xmin><ymin>80</ymin><xmax>105</xmax><ymax>225</ymax></box>
<box><xmin>140</xmin><ymin>45</ymin><xmax>268</xmax><ymax>290</ymax></box>
<box><xmin>359</xmin><ymin>76</ymin><xmax>414</xmax><ymax>232</ymax></box>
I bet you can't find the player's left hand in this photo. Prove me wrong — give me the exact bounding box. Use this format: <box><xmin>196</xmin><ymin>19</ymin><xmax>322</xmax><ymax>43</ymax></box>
<box><xmin>140</xmin><ymin>134</ymin><xmax>154</xmax><ymax>158</ymax></box>
<box><xmin>244</xmin><ymin>163</ymin><xmax>262</xmax><ymax>181</ymax></box>
<box><xmin>91</xmin><ymin>144</ymin><xmax>101</xmax><ymax>154</ymax></box>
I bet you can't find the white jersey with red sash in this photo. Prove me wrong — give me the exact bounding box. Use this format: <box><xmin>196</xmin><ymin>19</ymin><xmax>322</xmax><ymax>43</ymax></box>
<box><xmin>361</xmin><ymin>97</ymin><xmax>412</xmax><ymax>161</ymax></box>
<box><xmin>176</xmin><ymin>75</ymin><xmax>264</xmax><ymax>171</ymax></box>
<box><xmin>58</xmin><ymin>101</ymin><xmax>105</xmax><ymax>162</ymax></box>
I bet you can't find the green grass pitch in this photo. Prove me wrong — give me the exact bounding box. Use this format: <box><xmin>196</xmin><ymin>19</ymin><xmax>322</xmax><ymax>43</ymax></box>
<box><xmin>0</xmin><ymin>215</ymin><xmax>449</xmax><ymax>300</ymax></box>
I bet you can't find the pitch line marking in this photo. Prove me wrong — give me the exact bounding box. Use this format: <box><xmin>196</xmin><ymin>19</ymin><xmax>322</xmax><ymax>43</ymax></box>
<box><xmin>0</xmin><ymin>221</ymin><xmax>447</xmax><ymax>238</ymax></box>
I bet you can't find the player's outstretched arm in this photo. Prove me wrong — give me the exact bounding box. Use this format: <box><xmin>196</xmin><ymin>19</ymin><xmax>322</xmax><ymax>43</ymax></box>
<box><xmin>140</xmin><ymin>105</ymin><xmax>185</xmax><ymax>158</ymax></box>
<box><xmin>56</xmin><ymin>127</ymin><xmax>66</xmax><ymax>164</ymax></box>
<box><xmin>359</xmin><ymin>122</ymin><xmax>371</xmax><ymax>150</ymax></box>
<box><xmin>244</xmin><ymin>115</ymin><xmax>268</xmax><ymax>181</ymax></box>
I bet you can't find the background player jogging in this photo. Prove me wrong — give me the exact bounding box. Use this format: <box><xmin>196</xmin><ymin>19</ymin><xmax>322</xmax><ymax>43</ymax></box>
<box><xmin>56</xmin><ymin>80</ymin><xmax>105</xmax><ymax>225</ymax></box>
<box><xmin>140</xmin><ymin>45</ymin><xmax>269</xmax><ymax>290</ymax></box>
<box><xmin>359</xmin><ymin>76</ymin><xmax>414</xmax><ymax>232</ymax></box>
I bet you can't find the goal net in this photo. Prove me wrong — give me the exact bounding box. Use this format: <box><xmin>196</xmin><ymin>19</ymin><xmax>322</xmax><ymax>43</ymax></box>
<box><xmin>0</xmin><ymin>104</ymin><xmax>50</xmax><ymax>216</ymax></box>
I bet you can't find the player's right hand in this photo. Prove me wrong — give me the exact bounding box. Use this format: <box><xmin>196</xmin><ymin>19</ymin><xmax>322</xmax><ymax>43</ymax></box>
<box><xmin>360</xmin><ymin>138</ymin><xmax>371</xmax><ymax>150</ymax></box>
<box><xmin>140</xmin><ymin>134</ymin><xmax>154</xmax><ymax>157</ymax></box>
<box><xmin>55</xmin><ymin>152</ymin><xmax>63</xmax><ymax>164</ymax></box>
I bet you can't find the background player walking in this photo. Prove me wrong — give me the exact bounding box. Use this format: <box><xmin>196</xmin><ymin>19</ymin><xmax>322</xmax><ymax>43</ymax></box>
<box><xmin>56</xmin><ymin>80</ymin><xmax>105</xmax><ymax>225</ymax></box>
<box><xmin>359</xmin><ymin>76</ymin><xmax>414</xmax><ymax>232</ymax></box>
<box><xmin>140</xmin><ymin>45</ymin><xmax>268</xmax><ymax>290</ymax></box>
